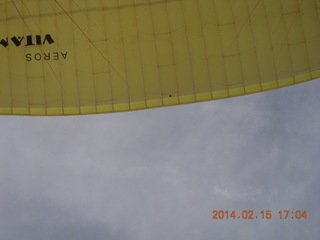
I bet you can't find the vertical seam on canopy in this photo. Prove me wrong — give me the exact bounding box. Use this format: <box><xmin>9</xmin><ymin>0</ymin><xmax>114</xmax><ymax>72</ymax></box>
<box><xmin>53</xmin><ymin>0</ymin><xmax>65</xmax><ymax>114</ymax></box>
<box><xmin>195</xmin><ymin>0</ymin><xmax>213</xmax><ymax>98</ymax></box>
<box><xmin>245</xmin><ymin>0</ymin><xmax>262</xmax><ymax>91</ymax></box>
<box><xmin>24</xmin><ymin>1</ymin><xmax>48</xmax><ymax>114</ymax></box>
<box><xmin>117</xmin><ymin>0</ymin><xmax>130</xmax><ymax>107</ymax></box>
<box><xmin>181</xmin><ymin>0</ymin><xmax>196</xmax><ymax>98</ymax></box>
<box><xmin>39</xmin><ymin>0</ymin><xmax>66</xmax><ymax>113</ymax></box>
<box><xmin>84</xmin><ymin>0</ymin><xmax>98</xmax><ymax>113</ymax></box>
<box><xmin>4</xmin><ymin>1</ymin><xmax>13</xmax><ymax>114</ymax></box>
<box><xmin>211</xmin><ymin>0</ymin><xmax>228</xmax><ymax>96</ymax></box>
<box><xmin>101</xmin><ymin>0</ymin><xmax>115</xmax><ymax>112</ymax></box>
<box><xmin>297</xmin><ymin>0</ymin><xmax>311</xmax><ymax>76</ymax></box>
<box><xmin>278</xmin><ymin>0</ymin><xmax>296</xmax><ymax>83</ymax></box>
<box><xmin>229</xmin><ymin>0</ymin><xmax>245</xmax><ymax>94</ymax></box>
<box><xmin>150</xmin><ymin>0</ymin><xmax>164</xmax><ymax>106</ymax></box>
<box><xmin>69</xmin><ymin>0</ymin><xmax>80</xmax><ymax>114</ymax></box>
<box><xmin>36</xmin><ymin>1</ymin><xmax>48</xmax><ymax>114</ymax></box>
<box><xmin>133</xmin><ymin>0</ymin><xmax>147</xmax><ymax>105</ymax></box>
<box><xmin>10</xmin><ymin>0</ymin><xmax>31</xmax><ymax>115</ymax></box>
<box><xmin>262</xmin><ymin>0</ymin><xmax>278</xmax><ymax>89</ymax></box>
<box><xmin>165</xmin><ymin>0</ymin><xmax>180</xmax><ymax>101</ymax></box>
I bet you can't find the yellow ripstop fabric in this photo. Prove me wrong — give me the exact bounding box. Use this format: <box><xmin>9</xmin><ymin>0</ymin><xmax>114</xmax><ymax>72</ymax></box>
<box><xmin>0</xmin><ymin>0</ymin><xmax>319</xmax><ymax>115</ymax></box>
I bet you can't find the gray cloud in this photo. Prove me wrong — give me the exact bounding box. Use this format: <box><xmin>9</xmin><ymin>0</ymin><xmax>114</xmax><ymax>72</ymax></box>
<box><xmin>0</xmin><ymin>80</ymin><xmax>319</xmax><ymax>239</ymax></box>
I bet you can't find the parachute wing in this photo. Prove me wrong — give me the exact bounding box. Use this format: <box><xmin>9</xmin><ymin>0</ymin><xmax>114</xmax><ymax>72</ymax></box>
<box><xmin>0</xmin><ymin>0</ymin><xmax>319</xmax><ymax>115</ymax></box>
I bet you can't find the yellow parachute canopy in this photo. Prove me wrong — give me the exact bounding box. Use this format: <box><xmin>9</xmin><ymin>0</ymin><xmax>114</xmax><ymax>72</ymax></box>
<box><xmin>0</xmin><ymin>0</ymin><xmax>319</xmax><ymax>115</ymax></box>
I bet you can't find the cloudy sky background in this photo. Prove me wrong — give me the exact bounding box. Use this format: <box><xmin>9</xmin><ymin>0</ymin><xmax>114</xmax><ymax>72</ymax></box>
<box><xmin>0</xmin><ymin>78</ymin><xmax>319</xmax><ymax>239</ymax></box>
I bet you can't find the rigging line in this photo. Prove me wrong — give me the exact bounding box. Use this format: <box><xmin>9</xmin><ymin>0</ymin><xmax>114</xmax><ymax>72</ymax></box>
<box><xmin>285</xmin><ymin>0</ymin><xmax>305</xmax><ymax>39</ymax></box>
<box><xmin>274</xmin><ymin>0</ymin><xmax>306</xmax><ymax>74</ymax></box>
<box><xmin>0</xmin><ymin>0</ymin><xmax>183</xmax><ymax>22</ymax></box>
<box><xmin>54</xmin><ymin>0</ymin><xmax>127</xmax><ymax>86</ymax></box>
<box><xmin>229</xmin><ymin>0</ymin><xmax>262</xmax><ymax>49</ymax></box>
<box><xmin>281</xmin><ymin>0</ymin><xmax>305</xmax><ymax>43</ymax></box>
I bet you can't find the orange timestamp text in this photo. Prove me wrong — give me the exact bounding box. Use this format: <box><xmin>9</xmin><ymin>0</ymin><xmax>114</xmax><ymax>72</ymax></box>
<box><xmin>211</xmin><ymin>210</ymin><xmax>307</xmax><ymax>220</ymax></box>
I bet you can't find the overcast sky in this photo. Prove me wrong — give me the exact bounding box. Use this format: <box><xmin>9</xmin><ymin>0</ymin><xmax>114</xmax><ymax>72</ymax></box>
<box><xmin>0</xmin><ymin>79</ymin><xmax>319</xmax><ymax>240</ymax></box>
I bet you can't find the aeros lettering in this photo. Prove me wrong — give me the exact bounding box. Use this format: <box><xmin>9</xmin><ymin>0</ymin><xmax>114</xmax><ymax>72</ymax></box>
<box><xmin>26</xmin><ymin>52</ymin><xmax>68</xmax><ymax>62</ymax></box>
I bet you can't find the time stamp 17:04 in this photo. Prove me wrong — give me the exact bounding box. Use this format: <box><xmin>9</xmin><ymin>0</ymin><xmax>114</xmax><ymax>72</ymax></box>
<box><xmin>211</xmin><ymin>210</ymin><xmax>307</xmax><ymax>220</ymax></box>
